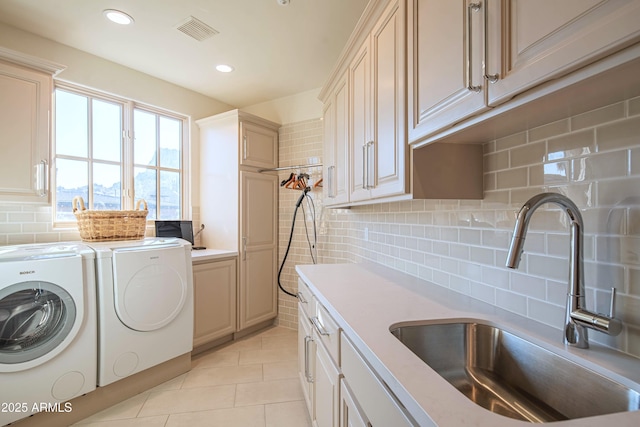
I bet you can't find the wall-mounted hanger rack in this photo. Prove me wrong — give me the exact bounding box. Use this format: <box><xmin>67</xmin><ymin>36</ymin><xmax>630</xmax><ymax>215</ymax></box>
<box><xmin>258</xmin><ymin>163</ymin><xmax>322</xmax><ymax>173</ymax></box>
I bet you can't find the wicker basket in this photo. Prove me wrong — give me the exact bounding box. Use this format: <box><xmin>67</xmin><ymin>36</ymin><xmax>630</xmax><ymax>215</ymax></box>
<box><xmin>73</xmin><ymin>196</ymin><xmax>148</xmax><ymax>242</ymax></box>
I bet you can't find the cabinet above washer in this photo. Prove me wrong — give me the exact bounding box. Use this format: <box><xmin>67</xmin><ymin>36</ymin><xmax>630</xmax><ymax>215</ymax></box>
<box><xmin>0</xmin><ymin>48</ymin><xmax>65</xmax><ymax>204</ymax></box>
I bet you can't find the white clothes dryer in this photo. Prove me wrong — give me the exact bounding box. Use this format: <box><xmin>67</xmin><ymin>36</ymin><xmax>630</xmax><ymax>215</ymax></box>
<box><xmin>89</xmin><ymin>238</ymin><xmax>193</xmax><ymax>386</ymax></box>
<box><xmin>0</xmin><ymin>243</ymin><xmax>97</xmax><ymax>426</ymax></box>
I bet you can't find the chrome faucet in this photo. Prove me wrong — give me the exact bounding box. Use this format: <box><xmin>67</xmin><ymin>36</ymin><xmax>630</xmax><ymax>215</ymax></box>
<box><xmin>505</xmin><ymin>192</ymin><xmax>622</xmax><ymax>348</ymax></box>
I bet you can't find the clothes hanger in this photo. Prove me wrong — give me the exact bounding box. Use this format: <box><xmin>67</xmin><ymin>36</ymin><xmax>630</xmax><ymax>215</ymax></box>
<box><xmin>281</xmin><ymin>172</ymin><xmax>295</xmax><ymax>187</ymax></box>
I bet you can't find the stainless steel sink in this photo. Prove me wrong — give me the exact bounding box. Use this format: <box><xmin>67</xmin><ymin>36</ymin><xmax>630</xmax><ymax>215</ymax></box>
<box><xmin>390</xmin><ymin>322</ymin><xmax>640</xmax><ymax>422</ymax></box>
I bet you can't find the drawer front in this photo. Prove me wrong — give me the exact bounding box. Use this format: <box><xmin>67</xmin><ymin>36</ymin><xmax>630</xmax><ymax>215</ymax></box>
<box><xmin>297</xmin><ymin>278</ymin><xmax>316</xmax><ymax>319</ymax></box>
<box><xmin>312</xmin><ymin>302</ymin><xmax>340</xmax><ymax>367</ymax></box>
<box><xmin>341</xmin><ymin>332</ymin><xmax>414</xmax><ymax>427</ymax></box>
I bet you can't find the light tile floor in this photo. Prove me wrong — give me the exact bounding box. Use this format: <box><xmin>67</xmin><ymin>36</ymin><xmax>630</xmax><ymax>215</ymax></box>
<box><xmin>73</xmin><ymin>327</ymin><xmax>312</xmax><ymax>427</ymax></box>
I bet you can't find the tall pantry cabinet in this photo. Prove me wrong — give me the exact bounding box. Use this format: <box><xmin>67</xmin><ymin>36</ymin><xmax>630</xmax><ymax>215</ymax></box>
<box><xmin>197</xmin><ymin>110</ymin><xmax>279</xmax><ymax>332</ymax></box>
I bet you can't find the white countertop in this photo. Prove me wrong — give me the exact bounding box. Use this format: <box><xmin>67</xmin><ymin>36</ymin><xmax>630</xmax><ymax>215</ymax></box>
<box><xmin>296</xmin><ymin>263</ymin><xmax>640</xmax><ymax>427</ymax></box>
<box><xmin>190</xmin><ymin>248</ymin><xmax>237</xmax><ymax>263</ymax></box>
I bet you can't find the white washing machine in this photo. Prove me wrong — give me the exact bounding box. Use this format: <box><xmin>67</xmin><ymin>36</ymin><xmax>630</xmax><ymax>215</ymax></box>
<box><xmin>90</xmin><ymin>238</ymin><xmax>193</xmax><ymax>386</ymax></box>
<box><xmin>0</xmin><ymin>243</ymin><xmax>97</xmax><ymax>426</ymax></box>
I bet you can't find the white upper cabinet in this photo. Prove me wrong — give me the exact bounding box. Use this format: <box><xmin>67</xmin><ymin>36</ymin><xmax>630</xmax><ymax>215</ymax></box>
<box><xmin>486</xmin><ymin>0</ymin><xmax>640</xmax><ymax>107</ymax></box>
<box><xmin>321</xmin><ymin>0</ymin><xmax>483</xmax><ymax>206</ymax></box>
<box><xmin>350</xmin><ymin>0</ymin><xmax>408</xmax><ymax>203</ymax></box>
<box><xmin>323</xmin><ymin>72</ymin><xmax>350</xmax><ymax>206</ymax></box>
<box><xmin>408</xmin><ymin>0</ymin><xmax>489</xmax><ymax>143</ymax></box>
<box><xmin>0</xmin><ymin>49</ymin><xmax>64</xmax><ymax>203</ymax></box>
<box><xmin>408</xmin><ymin>0</ymin><xmax>640</xmax><ymax>145</ymax></box>
<box><xmin>370</xmin><ymin>0</ymin><xmax>408</xmax><ymax>200</ymax></box>
<box><xmin>349</xmin><ymin>41</ymin><xmax>372</xmax><ymax>203</ymax></box>
<box><xmin>240</xmin><ymin>120</ymin><xmax>278</xmax><ymax>169</ymax></box>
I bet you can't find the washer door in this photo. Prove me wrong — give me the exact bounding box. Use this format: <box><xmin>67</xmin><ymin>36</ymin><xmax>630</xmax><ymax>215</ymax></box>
<box><xmin>0</xmin><ymin>281</ymin><xmax>76</xmax><ymax>365</ymax></box>
<box><xmin>112</xmin><ymin>245</ymin><xmax>188</xmax><ymax>332</ymax></box>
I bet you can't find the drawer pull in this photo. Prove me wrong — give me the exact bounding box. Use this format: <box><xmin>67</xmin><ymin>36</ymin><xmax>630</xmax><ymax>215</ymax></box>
<box><xmin>297</xmin><ymin>292</ymin><xmax>308</xmax><ymax>304</ymax></box>
<box><xmin>311</xmin><ymin>316</ymin><xmax>330</xmax><ymax>336</ymax></box>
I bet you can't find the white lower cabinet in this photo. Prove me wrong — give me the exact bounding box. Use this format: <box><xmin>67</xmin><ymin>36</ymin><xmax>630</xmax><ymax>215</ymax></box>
<box><xmin>192</xmin><ymin>257</ymin><xmax>237</xmax><ymax>350</ymax></box>
<box><xmin>341</xmin><ymin>333</ymin><xmax>413</xmax><ymax>427</ymax></box>
<box><xmin>340</xmin><ymin>379</ymin><xmax>369</xmax><ymax>427</ymax></box>
<box><xmin>298</xmin><ymin>278</ymin><xmax>414</xmax><ymax>426</ymax></box>
<box><xmin>298</xmin><ymin>303</ymin><xmax>315</xmax><ymax>415</ymax></box>
<box><xmin>298</xmin><ymin>297</ymin><xmax>342</xmax><ymax>427</ymax></box>
<box><xmin>314</xmin><ymin>332</ymin><xmax>341</xmax><ymax>427</ymax></box>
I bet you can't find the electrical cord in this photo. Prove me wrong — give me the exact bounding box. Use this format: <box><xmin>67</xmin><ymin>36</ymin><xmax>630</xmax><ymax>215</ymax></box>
<box><xmin>277</xmin><ymin>187</ymin><xmax>317</xmax><ymax>297</ymax></box>
<box><xmin>302</xmin><ymin>197</ymin><xmax>318</xmax><ymax>264</ymax></box>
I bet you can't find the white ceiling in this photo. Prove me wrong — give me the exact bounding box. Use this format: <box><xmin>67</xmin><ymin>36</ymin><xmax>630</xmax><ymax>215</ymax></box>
<box><xmin>0</xmin><ymin>0</ymin><xmax>369</xmax><ymax>107</ymax></box>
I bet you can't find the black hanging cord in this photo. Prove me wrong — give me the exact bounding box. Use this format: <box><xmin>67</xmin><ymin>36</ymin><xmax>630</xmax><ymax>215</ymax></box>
<box><xmin>278</xmin><ymin>187</ymin><xmax>310</xmax><ymax>298</ymax></box>
<box><xmin>300</xmin><ymin>197</ymin><xmax>317</xmax><ymax>264</ymax></box>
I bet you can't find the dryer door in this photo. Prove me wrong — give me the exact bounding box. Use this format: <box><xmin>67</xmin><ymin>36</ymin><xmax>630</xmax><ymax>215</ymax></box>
<box><xmin>112</xmin><ymin>245</ymin><xmax>188</xmax><ymax>332</ymax></box>
<box><xmin>0</xmin><ymin>281</ymin><xmax>76</xmax><ymax>366</ymax></box>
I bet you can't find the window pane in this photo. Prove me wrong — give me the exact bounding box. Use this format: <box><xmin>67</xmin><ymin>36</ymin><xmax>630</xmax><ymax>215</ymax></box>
<box><xmin>159</xmin><ymin>171</ymin><xmax>180</xmax><ymax>219</ymax></box>
<box><xmin>134</xmin><ymin>167</ymin><xmax>157</xmax><ymax>219</ymax></box>
<box><xmin>56</xmin><ymin>158</ymin><xmax>88</xmax><ymax>221</ymax></box>
<box><xmin>54</xmin><ymin>86</ymin><xmax>185</xmax><ymax>224</ymax></box>
<box><xmin>55</xmin><ymin>90</ymin><xmax>88</xmax><ymax>157</ymax></box>
<box><xmin>159</xmin><ymin>116</ymin><xmax>180</xmax><ymax>169</ymax></box>
<box><xmin>134</xmin><ymin>109</ymin><xmax>157</xmax><ymax>166</ymax></box>
<box><xmin>93</xmin><ymin>163</ymin><xmax>121</xmax><ymax>210</ymax></box>
<box><xmin>92</xmin><ymin>100</ymin><xmax>122</xmax><ymax>162</ymax></box>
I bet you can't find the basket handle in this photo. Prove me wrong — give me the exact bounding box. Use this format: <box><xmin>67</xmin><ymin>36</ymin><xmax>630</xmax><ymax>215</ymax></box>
<box><xmin>135</xmin><ymin>199</ymin><xmax>148</xmax><ymax>211</ymax></box>
<box><xmin>72</xmin><ymin>196</ymin><xmax>86</xmax><ymax>212</ymax></box>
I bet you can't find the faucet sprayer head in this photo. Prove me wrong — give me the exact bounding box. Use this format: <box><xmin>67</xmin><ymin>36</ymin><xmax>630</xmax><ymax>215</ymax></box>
<box><xmin>506</xmin><ymin>235</ymin><xmax>525</xmax><ymax>268</ymax></box>
<box><xmin>505</xmin><ymin>206</ymin><xmax>531</xmax><ymax>269</ymax></box>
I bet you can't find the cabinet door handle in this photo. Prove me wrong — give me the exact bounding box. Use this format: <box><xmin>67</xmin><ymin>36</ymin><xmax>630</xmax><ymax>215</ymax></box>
<box><xmin>331</xmin><ymin>165</ymin><xmax>336</xmax><ymax>198</ymax></box>
<box><xmin>367</xmin><ymin>141</ymin><xmax>375</xmax><ymax>189</ymax></box>
<box><xmin>483</xmin><ymin>0</ymin><xmax>499</xmax><ymax>84</ymax></box>
<box><xmin>242</xmin><ymin>236</ymin><xmax>247</xmax><ymax>261</ymax></box>
<box><xmin>311</xmin><ymin>316</ymin><xmax>330</xmax><ymax>336</ymax></box>
<box><xmin>466</xmin><ymin>2</ymin><xmax>482</xmax><ymax>92</ymax></box>
<box><xmin>362</xmin><ymin>143</ymin><xmax>368</xmax><ymax>190</ymax></box>
<box><xmin>304</xmin><ymin>335</ymin><xmax>314</xmax><ymax>383</ymax></box>
<box><xmin>326</xmin><ymin>167</ymin><xmax>331</xmax><ymax>198</ymax></box>
<box><xmin>243</xmin><ymin>135</ymin><xmax>248</xmax><ymax>160</ymax></box>
<box><xmin>327</xmin><ymin>166</ymin><xmax>335</xmax><ymax>198</ymax></box>
<box><xmin>36</xmin><ymin>159</ymin><xmax>48</xmax><ymax>197</ymax></box>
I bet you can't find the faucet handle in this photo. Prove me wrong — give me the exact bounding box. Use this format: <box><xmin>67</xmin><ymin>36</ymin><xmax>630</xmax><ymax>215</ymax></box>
<box><xmin>609</xmin><ymin>287</ymin><xmax>617</xmax><ymax>318</ymax></box>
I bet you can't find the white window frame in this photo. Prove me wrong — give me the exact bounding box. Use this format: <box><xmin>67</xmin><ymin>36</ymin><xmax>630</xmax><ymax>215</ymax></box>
<box><xmin>52</xmin><ymin>82</ymin><xmax>191</xmax><ymax>228</ymax></box>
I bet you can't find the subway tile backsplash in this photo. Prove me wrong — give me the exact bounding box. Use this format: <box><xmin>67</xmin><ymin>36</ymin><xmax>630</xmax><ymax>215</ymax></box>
<box><xmin>0</xmin><ymin>204</ymin><xmax>81</xmax><ymax>245</ymax></box>
<box><xmin>1</xmin><ymin>97</ymin><xmax>638</xmax><ymax>357</ymax></box>
<box><xmin>282</xmin><ymin>97</ymin><xmax>640</xmax><ymax>358</ymax></box>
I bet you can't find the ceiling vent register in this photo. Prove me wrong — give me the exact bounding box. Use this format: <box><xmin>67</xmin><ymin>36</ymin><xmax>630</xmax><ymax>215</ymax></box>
<box><xmin>176</xmin><ymin>16</ymin><xmax>219</xmax><ymax>42</ymax></box>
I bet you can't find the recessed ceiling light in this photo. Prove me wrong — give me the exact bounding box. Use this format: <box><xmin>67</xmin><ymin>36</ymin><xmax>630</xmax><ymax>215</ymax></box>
<box><xmin>103</xmin><ymin>9</ymin><xmax>135</xmax><ymax>25</ymax></box>
<box><xmin>216</xmin><ymin>64</ymin><xmax>235</xmax><ymax>73</ymax></box>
